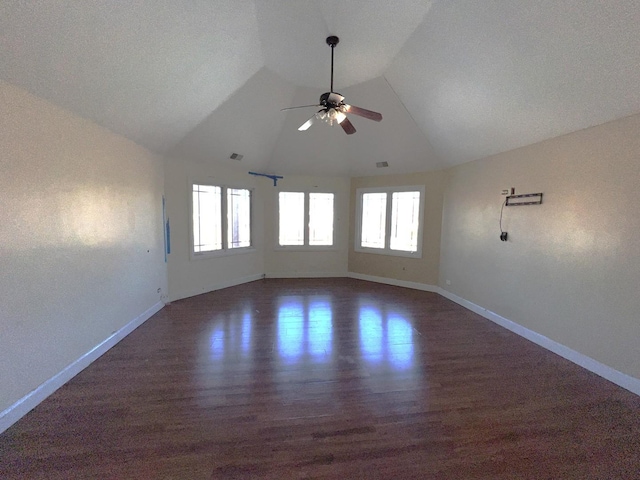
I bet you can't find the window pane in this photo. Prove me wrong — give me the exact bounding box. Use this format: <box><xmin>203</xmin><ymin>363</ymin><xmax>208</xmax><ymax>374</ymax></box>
<box><xmin>227</xmin><ymin>188</ymin><xmax>251</xmax><ymax>248</ymax></box>
<box><xmin>361</xmin><ymin>193</ymin><xmax>387</xmax><ymax>249</ymax></box>
<box><xmin>193</xmin><ymin>184</ymin><xmax>222</xmax><ymax>253</ymax></box>
<box><xmin>309</xmin><ymin>193</ymin><xmax>334</xmax><ymax>246</ymax></box>
<box><xmin>279</xmin><ymin>192</ymin><xmax>304</xmax><ymax>245</ymax></box>
<box><xmin>390</xmin><ymin>191</ymin><xmax>420</xmax><ymax>252</ymax></box>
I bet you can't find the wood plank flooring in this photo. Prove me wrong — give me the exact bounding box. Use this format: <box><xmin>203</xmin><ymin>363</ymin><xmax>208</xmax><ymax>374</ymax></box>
<box><xmin>1</xmin><ymin>278</ymin><xmax>639</xmax><ymax>479</ymax></box>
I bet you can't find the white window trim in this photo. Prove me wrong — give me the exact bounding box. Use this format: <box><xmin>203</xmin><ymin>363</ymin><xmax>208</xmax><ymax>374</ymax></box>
<box><xmin>275</xmin><ymin>190</ymin><xmax>338</xmax><ymax>251</ymax></box>
<box><xmin>190</xmin><ymin>182</ymin><xmax>256</xmax><ymax>261</ymax></box>
<box><xmin>354</xmin><ymin>185</ymin><xmax>425</xmax><ymax>258</ymax></box>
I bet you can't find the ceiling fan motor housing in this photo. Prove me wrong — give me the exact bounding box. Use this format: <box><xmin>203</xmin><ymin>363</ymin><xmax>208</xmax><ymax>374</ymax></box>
<box><xmin>319</xmin><ymin>92</ymin><xmax>344</xmax><ymax>107</ymax></box>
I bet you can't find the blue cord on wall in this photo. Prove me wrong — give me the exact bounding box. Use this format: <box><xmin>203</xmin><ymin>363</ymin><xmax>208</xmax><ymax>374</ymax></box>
<box><xmin>162</xmin><ymin>195</ymin><xmax>170</xmax><ymax>261</ymax></box>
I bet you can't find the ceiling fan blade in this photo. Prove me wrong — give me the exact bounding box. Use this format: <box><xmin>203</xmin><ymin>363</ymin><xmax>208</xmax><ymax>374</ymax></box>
<box><xmin>340</xmin><ymin>116</ymin><xmax>356</xmax><ymax>135</ymax></box>
<box><xmin>281</xmin><ymin>104</ymin><xmax>321</xmax><ymax>112</ymax></box>
<box><xmin>298</xmin><ymin>114</ymin><xmax>316</xmax><ymax>131</ymax></box>
<box><xmin>344</xmin><ymin>105</ymin><xmax>383</xmax><ymax>122</ymax></box>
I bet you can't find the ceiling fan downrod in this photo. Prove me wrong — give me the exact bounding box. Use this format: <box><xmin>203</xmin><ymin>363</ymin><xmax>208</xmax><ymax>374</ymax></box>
<box><xmin>326</xmin><ymin>36</ymin><xmax>339</xmax><ymax>92</ymax></box>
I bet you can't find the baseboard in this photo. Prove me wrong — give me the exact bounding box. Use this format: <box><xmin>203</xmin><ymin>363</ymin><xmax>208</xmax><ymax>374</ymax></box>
<box><xmin>0</xmin><ymin>301</ymin><xmax>164</xmax><ymax>435</ymax></box>
<box><xmin>439</xmin><ymin>288</ymin><xmax>640</xmax><ymax>397</ymax></box>
<box><xmin>265</xmin><ymin>272</ymin><xmax>348</xmax><ymax>279</ymax></box>
<box><xmin>169</xmin><ymin>273</ymin><xmax>264</xmax><ymax>302</ymax></box>
<box><xmin>348</xmin><ymin>272</ymin><xmax>440</xmax><ymax>293</ymax></box>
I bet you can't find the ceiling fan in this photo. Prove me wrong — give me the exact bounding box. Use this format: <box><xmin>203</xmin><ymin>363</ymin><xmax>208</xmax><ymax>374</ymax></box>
<box><xmin>281</xmin><ymin>36</ymin><xmax>383</xmax><ymax>135</ymax></box>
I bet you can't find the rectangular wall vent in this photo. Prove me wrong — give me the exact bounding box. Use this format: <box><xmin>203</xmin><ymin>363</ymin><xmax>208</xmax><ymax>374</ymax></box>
<box><xmin>376</xmin><ymin>161</ymin><xmax>389</xmax><ymax>168</ymax></box>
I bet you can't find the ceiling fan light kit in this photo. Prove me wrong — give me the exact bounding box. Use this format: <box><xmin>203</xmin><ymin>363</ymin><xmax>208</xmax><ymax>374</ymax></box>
<box><xmin>281</xmin><ymin>36</ymin><xmax>382</xmax><ymax>135</ymax></box>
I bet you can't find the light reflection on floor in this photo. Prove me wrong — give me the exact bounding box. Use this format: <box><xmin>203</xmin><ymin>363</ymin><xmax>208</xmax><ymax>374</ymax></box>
<box><xmin>197</xmin><ymin>290</ymin><xmax>423</xmax><ymax>413</ymax></box>
<box><xmin>308</xmin><ymin>298</ymin><xmax>333</xmax><ymax>357</ymax></box>
<box><xmin>386</xmin><ymin>313</ymin><xmax>414</xmax><ymax>369</ymax></box>
<box><xmin>208</xmin><ymin>307</ymin><xmax>254</xmax><ymax>362</ymax></box>
<box><xmin>277</xmin><ymin>295</ymin><xmax>333</xmax><ymax>362</ymax></box>
<box><xmin>277</xmin><ymin>297</ymin><xmax>305</xmax><ymax>360</ymax></box>
<box><xmin>241</xmin><ymin>310</ymin><xmax>252</xmax><ymax>354</ymax></box>
<box><xmin>359</xmin><ymin>306</ymin><xmax>384</xmax><ymax>363</ymax></box>
<box><xmin>207</xmin><ymin>297</ymin><xmax>416</xmax><ymax>370</ymax></box>
<box><xmin>358</xmin><ymin>300</ymin><xmax>415</xmax><ymax>370</ymax></box>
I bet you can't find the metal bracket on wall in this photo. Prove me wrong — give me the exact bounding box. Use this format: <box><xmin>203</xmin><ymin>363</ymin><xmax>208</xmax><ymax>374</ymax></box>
<box><xmin>248</xmin><ymin>171</ymin><xmax>284</xmax><ymax>186</ymax></box>
<box><xmin>506</xmin><ymin>193</ymin><xmax>543</xmax><ymax>206</ymax></box>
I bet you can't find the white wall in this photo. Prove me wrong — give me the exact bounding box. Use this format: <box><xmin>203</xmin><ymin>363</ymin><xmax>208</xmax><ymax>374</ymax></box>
<box><xmin>264</xmin><ymin>175</ymin><xmax>350</xmax><ymax>278</ymax></box>
<box><xmin>439</xmin><ymin>113</ymin><xmax>640</xmax><ymax>381</ymax></box>
<box><xmin>0</xmin><ymin>81</ymin><xmax>167</xmax><ymax>414</ymax></box>
<box><xmin>164</xmin><ymin>158</ymin><xmax>266</xmax><ymax>301</ymax></box>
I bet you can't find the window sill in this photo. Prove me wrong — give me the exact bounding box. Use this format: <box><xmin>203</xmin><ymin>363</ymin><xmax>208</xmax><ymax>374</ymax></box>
<box><xmin>274</xmin><ymin>246</ymin><xmax>339</xmax><ymax>252</ymax></box>
<box><xmin>354</xmin><ymin>247</ymin><xmax>422</xmax><ymax>259</ymax></box>
<box><xmin>191</xmin><ymin>247</ymin><xmax>257</xmax><ymax>261</ymax></box>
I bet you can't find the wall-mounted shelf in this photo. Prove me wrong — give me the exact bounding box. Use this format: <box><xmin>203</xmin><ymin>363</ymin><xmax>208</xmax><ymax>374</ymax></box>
<box><xmin>506</xmin><ymin>193</ymin><xmax>543</xmax><ymax>206</ymax></box>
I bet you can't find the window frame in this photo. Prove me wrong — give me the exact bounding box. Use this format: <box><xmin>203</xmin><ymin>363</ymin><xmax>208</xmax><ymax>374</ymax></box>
<box><xmin>355</xmin><ymin>185</ymin><xmax>425</xmax><ymax>258</ymax></box>
<box><xmin>190</xmin><ymin>182</ymin><xmax>255</xmax><ymax>260</ymax></box>
<box><xmin>276</xmin><ymin>190</ymin><xmax>337</xmax><ymax>251</ymax></box>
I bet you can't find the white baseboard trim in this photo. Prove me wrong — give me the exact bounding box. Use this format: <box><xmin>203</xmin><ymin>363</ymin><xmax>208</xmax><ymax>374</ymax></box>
<box><xmin>0</xmin><ymin>301</ymin><xmax>164</xmax><ymax>435</ymax></box>
<box><xmin>348</xmin><ymin>272</ymin><xmax>440</xmax><ymax>293</ymax></box>
<box><xmin>169</xmin><ymin>273</ymin><xmax>264</xmax><ymax>302</ymax></box>
<box><xmin>439</xmin><ymin>288</ymin><xmax>640</xmax><ymax>397</ymax></box>
<box><xmin>265</xmin><ymin>272</ymin><xmax>347</xmax><ymax>279</ymax></box>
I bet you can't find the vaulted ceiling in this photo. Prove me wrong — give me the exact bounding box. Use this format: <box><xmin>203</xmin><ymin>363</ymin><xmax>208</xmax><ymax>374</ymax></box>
<box><xmin>2</xmin><ymin>1</ymin><xmax>640</xmax><ymax>176</ymax></box>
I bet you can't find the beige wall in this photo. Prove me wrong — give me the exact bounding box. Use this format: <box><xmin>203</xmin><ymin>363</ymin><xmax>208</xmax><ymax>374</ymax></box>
<box><xmin>264</xmin><ymin>175</ymin><xmax>350</xmax><ymax>277</ymax></box>
<box><xmin>348</xmin><ymin>171</ymin><xmax>445</xmax><ymax>285</ymax></box>
<box><xmin>439</xmin><ymin>113</ymin><xmax>640</xmax><ymax>380</ymax></box>
<box><xmin>0</xmin><ymin>81</ymin><xmax>167</xmax><ymax>413</ymax></box>
<box><xmin>164</xmin><ymin>158</ymin><xmax>266</xmax><ymax>301</ymax></box>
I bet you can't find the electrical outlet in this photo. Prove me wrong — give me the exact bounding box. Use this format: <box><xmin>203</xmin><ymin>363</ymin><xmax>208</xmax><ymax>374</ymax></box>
<box><xmin>501</xmin><ymin>189</ymin><xmax>510</xmax><ymax>195</ymax></box>
<box><xmin>445</xmin><ymin>280</ymin><xmax>451</xmax><ymax>286</ymax></box>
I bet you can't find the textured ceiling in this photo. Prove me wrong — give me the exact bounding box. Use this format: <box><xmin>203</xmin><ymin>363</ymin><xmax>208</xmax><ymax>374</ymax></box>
<box><xmin>2</xmin><ymin>0</ymin><xmax>640</xmax><ymax>176</ymax></box>
<box><xmin>255</xmin><ymin>0</ymin><xmax>434</xmax><ymax>89</ymax></box>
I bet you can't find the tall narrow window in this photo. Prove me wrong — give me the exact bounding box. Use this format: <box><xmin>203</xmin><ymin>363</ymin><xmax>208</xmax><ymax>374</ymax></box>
<box><xmin>227</xmin><ymin>188</ymin><xmax>251</xmax><ymax>248</ymax></box>
<box><xmin>356</xmin><ymin>186</ymin><xmax>424</xmax><ymax>257</ymax></box>
<box><xmin>193</xmin><ymin>184</ymin><xmax>222</xmax><ymax>253</ymax></box>
<box><xmin>309</xmin><ymin>193</ymin><xmax>334</xmax><ymax>246</ymax></box>
<box><xmin>360</xmin><ymin>192</ymin><xmax>387</xmax><ymax>249</ymax></box>
<box><xmin>279</xmin><ymin>191</ymin><xmax>335</xmax><ymax>247</ymax></box>
<box><xmin>279</xmin><ymin>192</ymin><xmax>305</xmax><ymax>246</ymax></box>
<box><xmin>390</xmin><ymin>191</ymin><xmax>420</xmax><ymax>252</ymax></box>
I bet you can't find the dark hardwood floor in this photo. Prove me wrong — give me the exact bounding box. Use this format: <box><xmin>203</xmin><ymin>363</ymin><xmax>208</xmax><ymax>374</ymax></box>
<box><xmin>1</xmin><ymin>278</ymin><xmax>639</xmax><ymax>479</ymax></box>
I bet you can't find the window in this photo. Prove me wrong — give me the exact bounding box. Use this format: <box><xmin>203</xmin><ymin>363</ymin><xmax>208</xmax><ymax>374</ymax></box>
<box><xmin>389</xmin><ymin>191</ymin><xmax>421</xmax><ymax>252</ymax></box>
<box><xmin>278</xmin><ymin>192</ymin><xmax>334</xmax><ymax>247</ymax></box>
<box><xmin>193</xmin><ymin>184</ymin><xmax>222</xmax><ymax>253</ymax></box>
<box><xmin>361</xmin><ymin>192</ymin><xmax>386</xmax><ymax>249</ymax></box>
<box><xmin>309</xmin><ymin>193</ymin><xmax>334</xmax><ymax>246</ymax></box>
<box><xmin>278</xmin><ymin>192</ymin><xmax>305</xmax><ymax>246</ymax></box>
<box><xmin>355</xmin><ymin>186</ymin><xmax>424</xmax><ymax>257</ymax></box>
<box><xmin>192</xmin><ymin>184</ymin><xmax>252</xmax><ymax>256</ymax></box>
<box><xmin>227</xmin><ymin>188</ymin><xmax>251</xmax><ymax>249</ymax></box>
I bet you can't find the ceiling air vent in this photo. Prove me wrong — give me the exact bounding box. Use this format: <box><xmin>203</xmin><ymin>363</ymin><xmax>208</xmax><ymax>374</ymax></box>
<box><xmin>376</xmin><ymin>161</ymin><xmax>389</xmax><ymax>168</ymax></box>
<box><xmin>230</xmin><ymin>153</ymin><xmax>244</xmax><ymax>161</ymax></box>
